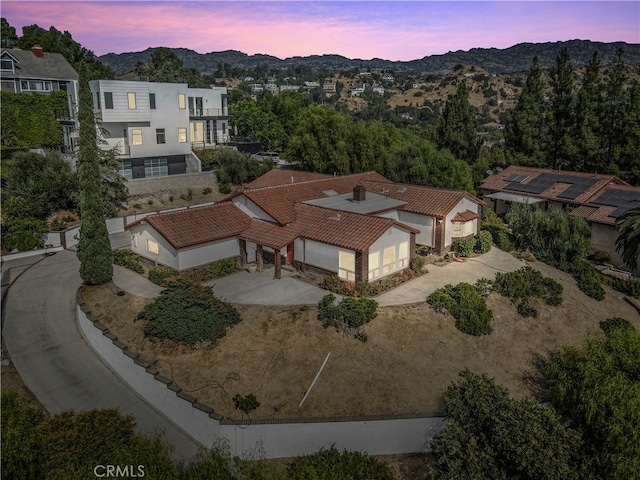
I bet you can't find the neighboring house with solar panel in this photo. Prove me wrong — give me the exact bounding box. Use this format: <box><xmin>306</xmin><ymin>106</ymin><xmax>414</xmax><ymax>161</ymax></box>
<box><xmin>126</xmin><ymin>170</ymin><xmax>484</xmax><ymax>280</ymax></box>
<box><xmin>480</xmin><ymin>165</ymin><xmax>638</xmax><ymax>270</ymax></box>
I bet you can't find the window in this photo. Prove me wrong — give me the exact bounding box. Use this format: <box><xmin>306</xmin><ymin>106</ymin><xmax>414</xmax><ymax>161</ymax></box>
<box><xmin>177</xmin><ymin>127</ymin><xmax>187</xmax><ymax>143</ymax></box>
<box><xmin>368</xmin><ymin>251</ymin><xmax>380</xmax><ymax>280</ymax></box>
<box><xmin>398</xmin><ymin>241</ymin><xmax>409</xmax><ymax>268</ymax></box>
<box><xmin>453</xmin><ymin>221</ymin><xmax>474</xmax><ymax>237</ymax></box>
<box><xmin>382</xmin><ymin>246</ymin><xmax>396</xmax><ymax>274</ymax></box>
<box><xmin>1</xmin><ymin>59</ymin><xmax>14</xmax><ymax>71</ymax></box>
<box><xmin>127</xmin><ymin>92</ymin><xmax>136</xmax><ymax>109</ymax></box>
<box><xmin>104</xmin><ymin>92</ymin><xmax>113</xmax><ymax>109</ymax></box>
<box><xmin>119</xmin><ymin>160</ymin><xmax>132</xmax><ymax>180</ymax></box>
<box><xmin>338</xmin><ymin>250</ymin><xmax>356</xmax><ymax>281</ymax></box>
<box><xmin>149</xmin><ymin>93</ymin><xmax>156</xmax><ymax>109</ymax></box>
<box><xmin>178</xmin><ymin>93</ymin><xmax>186</xmax><ymax>109</ymax></box>
<box><xmin>146</xmin><ymin>239</ymin><xmax>159</xmax><ymax>255</ymax></box>
<box><xmin>20</xmin><ymin>80</ymin><xmax>51</xmax><ymax>91</ymax></box>
<box><xmin>144</xmin><ymin>158</ymin><xmax>168</xmax><ymax>177</ymax></box>
<box><xmin>131</xmin><ymin>129</ymin><xmax>143</xmax><ymax>146</ymax></box>
<box><xmin>156</xmin><ymin>128</ymin><xmax>166</xmax><ymax>144</ymax></box>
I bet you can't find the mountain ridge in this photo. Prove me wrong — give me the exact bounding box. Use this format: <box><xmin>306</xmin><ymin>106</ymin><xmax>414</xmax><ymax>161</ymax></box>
<box><xmin>99</xmin><ymin>40</ymin><xmax>640</xmax><ymax>77</ymax></box>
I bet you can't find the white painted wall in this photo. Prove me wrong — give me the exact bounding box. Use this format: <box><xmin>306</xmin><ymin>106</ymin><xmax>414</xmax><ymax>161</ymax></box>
<box><xmin>368</xmin><ymin>226</ymin><xmax>412</xmax><ymax>280</ymax></box>
<box><xmin>245</xmin><ymin>241</ymin><xmax>257</xmax><ymax>263</ymax></box>
<box><xmin>445</xmin><ymin>197</ymin><xmax>480</xmax><ymax>247</ymax></box>
<box><xmin>129</xmin><ymin>223</ymin><xmax>179</xmax><ymax>270</ymax></box>
<box><xmin>178</xmin><ymin>238</ymin><xmax>239</xmax><ymax>270</ymax></box>
<box><xmin>232</xmin><ymin>196</ymin><xmax>276</xmax><ymax>222</ymax></box>
<box><xmin>303</xmin><ymin>240</ymin><xmax>341</xmax><ymax>273</ymax></box>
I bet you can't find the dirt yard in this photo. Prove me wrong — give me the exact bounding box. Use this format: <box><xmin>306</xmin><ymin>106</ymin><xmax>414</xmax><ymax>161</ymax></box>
<box><xmin>81</xmin><ymin>260</ymin><xmax>640</xmax><ymax>421</ymax></box>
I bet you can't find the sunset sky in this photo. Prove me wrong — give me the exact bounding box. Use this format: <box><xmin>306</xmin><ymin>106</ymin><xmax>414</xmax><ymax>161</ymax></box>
<box><xmin>3</xmin><ymin>1</ymin><xmax>639</xmax><ymax>61</ymax></box>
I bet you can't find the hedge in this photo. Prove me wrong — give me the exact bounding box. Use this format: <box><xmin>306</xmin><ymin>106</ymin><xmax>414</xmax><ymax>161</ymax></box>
<box><xmin>112</xmin><ymin>250</ymin><xmax>144</xmax><ymax>274</ymax></box>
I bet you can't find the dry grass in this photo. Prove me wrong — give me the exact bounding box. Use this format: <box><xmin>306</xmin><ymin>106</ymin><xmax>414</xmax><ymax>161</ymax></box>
<box><xmin>81</xmin><ymin>261</ymin><xmax>640</xmax><ymax>422</ymax></box>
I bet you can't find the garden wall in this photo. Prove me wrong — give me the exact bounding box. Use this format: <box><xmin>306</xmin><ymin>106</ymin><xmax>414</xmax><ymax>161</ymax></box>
<box><xmin>76</xmin><ymin>294</ymin><xmax>444</xmax><ymax>459</ymax></box>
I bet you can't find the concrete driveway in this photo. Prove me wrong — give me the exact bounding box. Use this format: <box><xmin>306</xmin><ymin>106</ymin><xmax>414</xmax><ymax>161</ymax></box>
<box><xmin>205</xmin><ymin>247</ymin><xmax>527</xmax><ymax>306</ymax></box>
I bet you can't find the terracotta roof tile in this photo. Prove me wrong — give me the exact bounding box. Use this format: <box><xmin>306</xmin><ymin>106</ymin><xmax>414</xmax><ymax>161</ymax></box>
<box><xmin>452</xmin><ymin>210</ymin><xmax>479</xmax><ymax>222</ymax></box>
<box><xmin>130</xmin><ymin>203</ymin><xmax>251</xmax><ymax>250</ymax></box>
<box><xmin>240</xmin><ymin>220</ymin><xmax>298</xmax><ymax>249</ymax></box>
<box><xmin>361</xmin><ymin>181</ymin><xmax>482</xmax><ymax>218</ymax></box>
<box><xmin>244</xmin><ymin>169</ymin><xmax>332</xmax><ymax>189</ymax></box>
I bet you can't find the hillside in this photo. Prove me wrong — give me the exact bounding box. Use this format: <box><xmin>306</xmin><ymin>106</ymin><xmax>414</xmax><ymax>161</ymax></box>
<box><xmin>100</xmin><ymin>40</ymin><xmax>640</xmax><ymax>77</ymax></box>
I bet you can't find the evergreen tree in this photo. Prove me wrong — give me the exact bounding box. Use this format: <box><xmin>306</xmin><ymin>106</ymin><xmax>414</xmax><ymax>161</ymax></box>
<box><xmin>574</xmin><ymin>52</ymin><xmax>603</xmax><ymax>172</ymax></box>
<box><xmin>615</xmin><ymin>207</ymin><xmax>640</xmax><ymax>271</ymax></box>
<box><xmin>548</xmin><ymin>47</ymin><xmax>575</xmax><ymax>169</ymax></box>
<box><xmin>616</xmin><ymin>82</ymin><xmax>640</xmax><ymax>185</ymax></box>
<box><xmin>436</xmin><ymin>81</ymin><xmax>480</xmax><ymax>163</ymax></box>
<box><xmin>76</xmin><ymin>65</ymin><xmax>113</xmax><ymax>285</ymax></box>
<box><xmin>600</xmin><ymin>49</ymin><xmax>628</xmax><ymax>170</ymax></box>
<box><xmin>504</xmin><ymin>56</ymin><xmax>547</xmax><ymax>166</ymax></box>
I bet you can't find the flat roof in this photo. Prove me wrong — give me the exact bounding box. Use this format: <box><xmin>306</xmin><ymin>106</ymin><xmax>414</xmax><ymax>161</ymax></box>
<box><xmin>303</xmin><ymin>191</ymin><xmax>407</xmax><ymax>214</ymax></box>
<box><xmin>485</xmin><ymin>192</ymin><xmax>545</xmax><ymax>204</ymax></box>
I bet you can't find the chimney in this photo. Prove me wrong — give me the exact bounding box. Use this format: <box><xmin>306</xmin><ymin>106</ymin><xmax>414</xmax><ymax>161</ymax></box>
<box><xmin>353</xmin><ymin>184</ymin><xmax>366</xmax><ymax>202</ymax></box>
<box><xmin>32</xmin><ymin>44</ymin><xmax>44</xmax><ymax>58</ymax></box>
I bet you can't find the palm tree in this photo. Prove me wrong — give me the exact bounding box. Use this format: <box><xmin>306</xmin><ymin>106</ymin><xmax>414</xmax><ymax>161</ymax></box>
<box><xmin>615</xmin><ymin>207</ymin><xmax>640</xmax><ymax>271</ymax></box>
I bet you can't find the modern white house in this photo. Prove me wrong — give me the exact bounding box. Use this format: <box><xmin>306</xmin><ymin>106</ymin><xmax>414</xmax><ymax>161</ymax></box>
<box><xmin>127</xmin><ymin>170</ymin><xmax>484</xmax><ymax>280</ymax></box>
<box><xmin>1</xmin><ymin>45</ymin><xmax>79</xmax><ymax>153</ymax></box>
<box><xmin>89</xmin><ymin>79</ymin><xmax>230</xmax><ymax>179</ymax></box>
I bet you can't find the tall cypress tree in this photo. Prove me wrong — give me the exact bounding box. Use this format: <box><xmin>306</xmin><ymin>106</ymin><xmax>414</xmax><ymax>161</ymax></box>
<box><xmin>548</xmin><ymin>47</ymin><xmax>575</xmax><ymax>170</ymax></box>
<box><xmin>574</xmin><ymin>52</ymin><xmax>603</xmax><ymax>172</ymax></box>
<box><xmin>76</xmin><ymin>64</ymin><xmax>113</xmax><ymax>285</ymax></box>
<box><xmin>504</xmin><ymin>56</ymin><xmax>547</xmax><ymax>166</ymax></box>
<box><xmin>436</xmin><ymin>81</ymin><xmax>480</xmax><ymax>164</ymax></box>
<box><xmin>600</xmin><ymin>49</ymin><xmax>628</xmax><ymax>171</ymax></box>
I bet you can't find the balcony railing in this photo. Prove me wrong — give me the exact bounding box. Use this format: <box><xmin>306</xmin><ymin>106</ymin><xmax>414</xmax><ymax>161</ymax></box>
<box><xmin>189</xmin><ymin>108</ymin><xmax>228</xmax><ymax>118</ymax></box>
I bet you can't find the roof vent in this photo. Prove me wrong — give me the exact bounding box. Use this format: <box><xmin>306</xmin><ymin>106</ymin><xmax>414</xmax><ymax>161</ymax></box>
<box><xmin>32</xmin><ymin>44</ymin><xmax>44</xmax><ymax>58</ymax></box>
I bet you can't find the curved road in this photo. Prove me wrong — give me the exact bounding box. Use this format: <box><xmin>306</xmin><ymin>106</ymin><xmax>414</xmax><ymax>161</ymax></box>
<box><xmin>2</xmin><ymin>249</ymin><xmax>201</xmax><ymax>460</ymax></box>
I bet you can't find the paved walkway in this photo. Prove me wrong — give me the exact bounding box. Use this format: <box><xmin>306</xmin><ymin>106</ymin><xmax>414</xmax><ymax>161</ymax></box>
<box><xmin>111</xmin><ymin>247</ymin><xmax>526</xmax><ymax>306</ymax></box>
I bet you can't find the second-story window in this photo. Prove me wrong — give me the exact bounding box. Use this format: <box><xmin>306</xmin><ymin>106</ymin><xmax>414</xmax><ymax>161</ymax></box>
<box><xmin>1</xmin><ymin>58</ymin><xmax>14</xmax><ymax>72</ymax></box>
<box><xmin>156</xmin><ymin>128</ymin><xmax>165</xmax><ymax>144</ymax></box>
<box><xmin>128</xmin><ymin>92</ymin><xmax>137</xmax><ymax>109</ymax></box>
<box><xmin>177</xmin><ymin>127</ymin><xmax>187</xmax><ymax>143</ymax></box>
<box><xmin>131</xmin><ymin>129</ymin><xmax>143</xmax><ymax>146</ymax></box>
<box><xmin>104</xmin><ymin>92</ymin><xmax>113</xmax><ymax>109</ymax></box>
<box><xmin>149</xmin><ymin>93</ymin><xmax>156</xmax><ymax>109</ymax></box>
<box><xmin>178</xmin><ymin>94</ymin><xmax>186</xmax><ymax>109</ymax></box>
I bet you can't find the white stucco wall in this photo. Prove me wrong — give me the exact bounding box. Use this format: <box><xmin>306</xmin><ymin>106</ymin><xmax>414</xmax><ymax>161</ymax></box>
<box><xmin>303</xmin><ymin>240</ymin><xmax>341</xmax><ymax>273</ymax></box>
<box><xmin>445</xmin><ymin>197</ymin><xmax>480</xmax><ymax>247</ymax></box>
<box><xmin>368</xmin><ymin>226</ymin><xmax>412</xmax><ymax>280</ymax></box>
<box><xmin>178</xmin><ymin>238</ymin><xmax>239</xmax><ymax>271</ymax></box>
<box><xmin>129</xmin><ymin>224</ymin><xmax>179</xmax><ymax>270</ymax></box>
<box><xmin>398</xmin><ymin>211</ymin><xmax>433</xmax><ymax>246</ymax></box>
<box><xmin>232</xmin><ymin>196</ymin><xmax>276</xmax><ymax>222</ymax></box>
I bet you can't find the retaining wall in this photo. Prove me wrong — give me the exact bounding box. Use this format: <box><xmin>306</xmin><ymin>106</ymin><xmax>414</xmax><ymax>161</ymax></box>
<box><xmin>76</xmin><ymin>293</ymin><xmax>444</xmax><ymax>459</ymax></box>
<box><xmin>126</xmin><ymin>172</ymin><xmax>217</xmax><ymax>196</ymax></box>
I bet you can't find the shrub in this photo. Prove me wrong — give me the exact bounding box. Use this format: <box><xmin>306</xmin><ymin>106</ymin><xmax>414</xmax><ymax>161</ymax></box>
<box><xmin>233</xmin><ymin>394</ymin><xmax>260</xmax><ymax>415</ymax></box>
<box><xmin>482</xmin><ymin>223</ymin><xmax>515</xmax><ymax>251</ymax></box>
<box><xmin>571</xmin><ymin>260</ymin><xmax>606</xmax><ymax>301</ymax></box>
<box><xmin>410</xmin><ymin>255</ymin><xmax>427</xmax><ymax>274</ymax></box>
<box><xmin>139</xmin><ymin>278</ymin><xmax>241</xmax><ymax>344</ymax></box>
<box><xmin>1</xmin><ymin>217</ymin><xmax>48</xmax><ymax>251</ymax></box>
<box><xmin>599</xmin><ymin>317</ymin><xmax>635</xmax><ymax>335</ymax></box>
<box><xmin>589</xmin><ymin>250</ymin><xmax>613</xmax><ymax>264</ymax></box>
<box><xmin>210</xmin><ymin>257</ymin><xmax>238</xmax><ymax>278</ymax></box>
<box><xmin>474</xmin><ymin>230</ymin><xmax>493</xmax><ymax>254</ymax></box>
<box><xmin>452</xmin><ymin>237</ymin><xmax>476</xmax><ymax>257</ymax></box>
<box><xmin>202</xmin><ymin>187</ymin><xmax>213</xmax><ymax>195</ymax></box>
<box><xmin>112</xmin><ymin>250</ymin><xmax>145</xmax><ymax>274</ymax></box>
<box><xmin>492</xmin><ymin>266</ymin><xmax>563</xmax><ymax>316</ymax></box>
<box><xmin>287</xmin><ymin>447</ymin><xmax>394</xmax><ymax>480</ymax></box>
<box><xmin>428</xmin><ymin>283</ymin><xmax>493</xmax><ymax>336</ymax></box>
<box><xmin>218</xmin><ymin>183</ymin><xmax>232</xmax><ymax>195</ymax></box>
<box><xmin>148</xmin><ymin>265</ymin><xmax>178</xmax><ymax>286</ymax></box>
<box><xmin>601</xmin><ymin>275</ymin><xmax>640</xmax><ymax>298</ymax></box>
<box><xmin>317</xmin><ymin>294</ymin><xmax>378</xmax><ymax>337</ymax></box>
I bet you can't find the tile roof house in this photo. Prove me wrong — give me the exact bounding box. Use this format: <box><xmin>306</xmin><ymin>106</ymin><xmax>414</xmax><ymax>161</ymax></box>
<box><xmin>481</xmin><ymin>165</ymin><xmax>639</xmax><ymax>270</ymax></box>
<box><xmin>127</xmin><ymin>171</ymin><xmax>483</xmax><ymax>280</ymax></box>
<box><xmin>1</xmin><ymin>45</ymin><xmax>79</xmax><ymax>153</ymax></box>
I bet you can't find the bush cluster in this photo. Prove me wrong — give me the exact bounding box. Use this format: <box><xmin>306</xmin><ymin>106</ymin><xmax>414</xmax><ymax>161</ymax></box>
<box><xmin>481</xmin><ymin>210</ymin><xmax>515</xmax><ymax>251</ymax></box>
<box><xmin>452</xmin><ymin>237</ymin><xmax>476</xmax><ymax>257</ymax></box>
<box><xmin>319</xmin><ymin>267</ymin><xmax>426</xmax><ymax>298</ymax></box>
<box><xmin>474</xmin><ymin>230</ymin><xmax>493</xmax><ymax>254</ymax></box>
<box><xmin>493</xmin><ymin>266</ymin><xmax>563</xmax><ymax>317</ymax></box>
<box><xmin>318</xmin><ymin>294</ymin><xmax>378</xmax><ymax>341</ymax></box>
<box><xmin>139</xmin><ymin>278</ymin><xmax>241</xmax><ymax>344</ymax></box>
<box><xmin>601</xmin><ymin>274</ymin><xmax>640</xmax><ymax>298</ymax></box>
<box><xmin>427</xmin><ymin>283</ymin><xmax>493</xmax><ymax>335</ymax></box>
<box><xmin>112</xmin><ymin>250</ymin><xmax>144</xmax><ymax>274</ymax></box>
<box><xmin>210</xmin><ymin>256</ymin><xmax>238</xmax><ymax>278</ymax></box>
<box><xmin>571</xmin><ymin>260</ymin><xmax>605</xmax><ymax>301</ymax></box>
<box><xmin>147</xmin><ymin>265</ymin><xmax>178</xmax><ymax>286</ymax></box>
<box><xmin>287</xmin><ymin>447</ymin><xmax>394</xmax><ymax>480</ymax></box>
